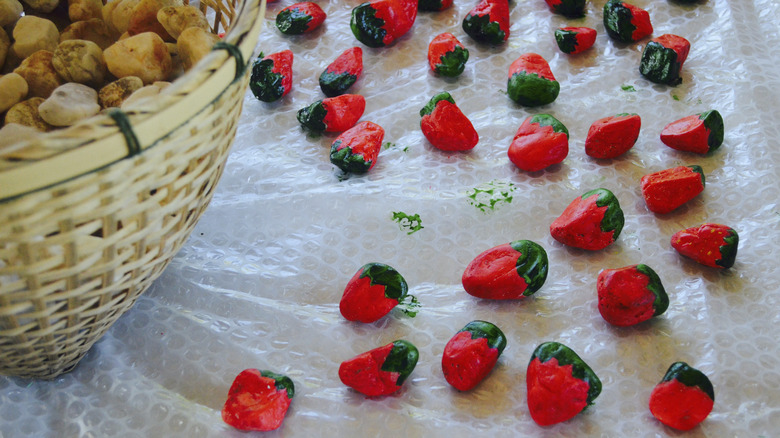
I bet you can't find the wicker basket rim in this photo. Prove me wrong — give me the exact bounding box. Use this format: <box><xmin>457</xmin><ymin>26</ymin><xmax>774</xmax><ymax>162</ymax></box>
<box><xmin>0</xmin><ymin>0</ymin><xmax>266</xmax><ymax>203</ymax></box>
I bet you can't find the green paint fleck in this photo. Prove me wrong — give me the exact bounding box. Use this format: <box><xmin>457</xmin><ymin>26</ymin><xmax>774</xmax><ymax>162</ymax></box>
<box><xmin>621</xmin><ymin>84</ymin><xmax>636</xmax><ymax>92</ymax></box>
<box><xmin>383</xmin><ymin>142</ymin><xmax>396</xmax><ymax>150</ymax></box>
<box><xmin>672</xmin><ymin>94</ymin><xmax>680</xmax><ymax>101</ymax></box>
<box><xmin>397</xmin><ymin>295</ymin><xmax>421</xmax><ymax>317</ymax></box>
<box><xmin>467</xmin><ymin>180</ymin><xmax>516</xmax><ymax>212</ymax></box>
<box><xmin>392</xmin><ymin>212</ymin><xmax>424</xmax><ymax>234</ymax></box>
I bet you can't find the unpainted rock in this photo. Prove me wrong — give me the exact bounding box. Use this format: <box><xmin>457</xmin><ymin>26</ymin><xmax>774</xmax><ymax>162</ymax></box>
<box><xmin>0</xmin><ymin>72</ymin><xmax>28</xmax><ymax>112</ymax></box>
<box><xmin>4</xmin><ymin>97</ymin><xmax>54</xmax><ymax>131</ymax></box>
<box><xmin>157</xmin><ymin>5</ymin><xmax>210</xmax><ymax>40</ymax></box>
<box><xmin>105</xmin><ymin>0</ymin><xmax>141</xmax><ymax>35</ymax></box>
<box><xmin>20</xmin><ymin>0</ymin><xmax>59</xmax><ymax>13</ymax></box>
<box><xmin>52</xmin><ymin>39</ymin><xmax>107</xmax><ymax>86</ymax></box>
<box><xmin>60</xmin><ymin>19</ymin><xmax>115</xmax><ymax>50</ymax></box>
<box><xmin>11</xmin><ymin>15</ymin><xmax>60</xmax><ymax>59</ymax></box>
<box><xmin>39</xmin><ymin>82</ymin><xmax>101</xmax><ymax>126</ymax></box>
<box><xmin>104</xmin><ymin>32</ymin><xmax>172</xmax><ymax>84</ymax></box>
<box><xmin>128</xmin><ymin>0</ymin><xmax>182</xmax><ymax>41</ymax></box>
<box><xmin>0</xmin><ymin>0</ymin><xmax>24</xmax><ymax>28</ymax></box>
<box><xmin>68</xmin><ymin>0</ymin><xmax>102</xmax><ymax>22</ymax></box>
<box><xmin>13</xmin><ymin>50</ymin><xmax>64</xmax><ymax>98</ymax></box>
<box><xmin>99</xmin><ymin>75</ymin><xmax>143</xmax><ymax>108</ymax></box>
<box><xmin>120</xmin><ymin>80</ymin><xmax>169</xmax><ymax>109</ymax></box>
<box><xmin>177</xmin><ymin>26</ymin><xmax>218</xmax><ymax>71</ymax></box>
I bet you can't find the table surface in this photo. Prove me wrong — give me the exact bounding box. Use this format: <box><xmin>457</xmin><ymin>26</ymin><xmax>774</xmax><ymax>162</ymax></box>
<box><xmin>3</xmin><ymin>0</ymin><xmax>780</xmax><ymax>436</ymax></box>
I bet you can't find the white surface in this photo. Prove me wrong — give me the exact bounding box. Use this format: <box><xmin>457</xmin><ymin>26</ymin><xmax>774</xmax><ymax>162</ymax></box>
<box><xmin>3</xmin><ymin>0</ymin><xmax>780</xmax><ymax>436</ymax></box>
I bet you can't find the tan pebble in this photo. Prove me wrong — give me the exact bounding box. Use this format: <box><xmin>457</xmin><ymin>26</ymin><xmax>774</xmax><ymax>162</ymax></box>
<box><xmin>52</xmin><ymin>39</ymin><xmax>107</xmax><ymax>86</ymax></box>
<box><xmin>99</xmin><ymin>76</ymin><xmax>143</xmax><ymax>108</ymax></box>
<box><xmin>128</xmin><ymin>0</ymin><xmax>181</xmax><ymax>41</ymax></box>
<box><xmin>60</xmin><ymin>19</ymin><xmax>115</xmax><ymax>51</ymax></box>
<box><xmin>19</xmin><ymin>0</ymin><xmax>59</xmax><ymax>13</ymax></box>
<box><xmin>0</xmin><ymin>72</ymin><xmax>28</xmax><ymax>112</ymax></box>
<box><xmin>13</xmin><ymin>50</ymin><xmax>64</xmax><ymax>98</ymax></box>
<box><xmin>39</xmin><ymin>82</ymin><xmax>101</xmax><ymax>126</ymax></box>
<box><xmin>4</xmin><ymin>97</ymin><xmax>53</xmax><ymax>131</ymax></box>
<box><xmin>11</xmin><ymin>15</ymin><xmax>60</xmax><ymax>59</ymax></box>
<box><xmin>121</xmin><ymin>81</ymin><xmax>169</xmax><ymax>109</ymax></box>
<box><xmin>177</xmin><ymin>27</ymin><xmax>218</xmax><ymax>71</ymax></box>
<box><xmin>68</xmin><ymin>0</ymin><xmax>102</xmax><ymax>22</ymax></box>
<box><xmin>107</xmin><ymin>0</ymin><xmax>142</xmax><ymax>35</ymax></box>
<box><xmin>157</xmin><ymin>5</ymin><xmax>209</xmax><ymax>40</ymax></box>
<box><xmin>104</xmin><ymin>32</ymin><xmax>172</xmax><ymax>84</ymax></box>
<box><xmin>0</xmin><ymin>0</ymin><xmax>24</xmax><ymax>28</ymax></box>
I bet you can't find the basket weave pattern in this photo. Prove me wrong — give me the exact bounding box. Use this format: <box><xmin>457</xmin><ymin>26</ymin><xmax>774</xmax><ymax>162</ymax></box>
<box><xmin>0</xmin><ymin>0</ymin><xmax>265</xmax><ymax>378</ymax></box>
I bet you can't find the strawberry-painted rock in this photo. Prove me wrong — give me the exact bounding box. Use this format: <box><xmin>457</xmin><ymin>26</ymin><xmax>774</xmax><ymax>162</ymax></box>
<box><xmin>550</xmin><ymin>188</ymin><xmax>625</xmax><ymax>250</ymax></box>
<box><xmin>640</xmin><ymin>165</ymin><xmax>705</xmax><ymax>214</ymax></box>
<box><xmin>671</xmin><ymin>223</ymin><xmax>738</xmax><ymax>269</ymax></box>
<box><xmin>508</xmin><ymin>114</ymin><xmax>569</xmax><ymax>171</ymax></box>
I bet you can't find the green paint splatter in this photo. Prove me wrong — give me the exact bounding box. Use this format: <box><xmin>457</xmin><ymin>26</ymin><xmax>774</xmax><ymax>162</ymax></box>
<box><xmin>621</xmin><ymin>84</ymin><xmax>636</xmax><ymax>92</ymax></box>
<box><xmin>383</xmin><ymin>142</ymin><xmax>409</xmax><ymax>153</ymax></box>
<box><xmin>672</xmin><ymin>94</ymin><xmax>680</xmax><ymax>101</ymax></box>
<box><xmin>467</xmin><ymin>180</ymin><xmax>516</xmax><ymax>212</ymax></box>
<box><xmin>392</xmin><ymin>212</ymin><xmax>424</xmax><ymax>234</ymax></box>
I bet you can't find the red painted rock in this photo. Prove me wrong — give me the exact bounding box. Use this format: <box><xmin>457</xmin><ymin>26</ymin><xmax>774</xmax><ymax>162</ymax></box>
<box><xmin>649</xmin><ymin>362</ymin><xmax>715</xmax><ymax>431</ymax></box>
<box><xmin>427</xmin><ymin>32</ymin><xmax>469</xmax><ymax>77</ymax></box>
<box><xmin>351</xmin><ymin>0</ymin><xmax>418</xmax><ymax>48</ymax></box>
<box><xmin>319</xmin><ymin>47</ymin><xmax>363</xmax><ymax>97</ymax></box>
<box><xmin>461</xmin><ymin>240</ymin><xmax>548</xmax><ymax>299</ymax></box>
<box><xmin>526</xmin><ymin>342</ymin><xmax>601</xmax><ymax>426</ymax></box>
<box><xmin>507</xmin><ymin>53</ymin><xmax>559</xmax><ymax>106</ymax></box>
<box><xmin>660</xmin><ymin>110</ymin><xmax>724</xmax><ymax>155</ymax></box>
<box><xmin>275</xmin><ymin>2</ymin><xmax>326</xmax><ymax>35</ymax></box>
<box><xmin>597</xmin><ymin>264</ymin><xmax>669</xmax><ymax>326</ymax></box>
<box><xmin>339</xmin><ymin>262</ymin><xmax>418</xmax><ymax>323</ymax></box>
<box><xmin>507</xmin><ymin>114</ymin><xmax>568</xmax><ymax>171</ymax></box>
<box><xmin>640</xmin><ymin>34</ymin><xmax>691</xmax><ymax>85</ymax></box>
<box><xmin>462</xmin><ymin>0</ymin><xmax>510</xmax><ymax>45</ymax></box>
<box><xmin>584</xmin><ymin>113</ymin><xmax>641</xmax><ymax>159</ymax></box>
<box><xmin>550</xmin><ymin>188</ymin><xmax>625</xmax><ymax>250</ymax></box>
<box><xmin>330</xmin><ymin>121</ymin><xmax>385</xmax><ymax>173</ymax></box>
<box><xmin>640</xmin><ymin>165</ymin><xmax>705</xmax><ymax>214</ymax></box>
<box><xmin>420</xmin><ymin>91</ymin><xmax>478</xmax><ymax>151</ymax></box>
<box><xmin>222</xmin><ymin>369</ymin><xmax>294</xmax><ymax>431</ymax></box>
<box><xmin>671</xmin><ymin>223</ymin><xmax>738</xmax><ymax>269</ymax></box>
<box><xmin>555</xmin><ymin>27</ymin><xmax>597</xmax><ymax>54</ymax></box>
<box><xmin>339</xmin><ymin>340</ymin><xmax>419</xmax><ymax>396</ymax></box>
<box><xmin>297</xmin><ymin>94</ymin><xmax>365</xmax><ymax>133</ymax></box>
<box><xmin>249</xmin><ymin>49</ymin><xmax>293</xmax><ymax>102</ymax></box>
<box><xmin>603</xmin><ymin>0</ymin><xmax>653</xmax><ymax>43</ymax></box>
<box><xmin>442</xmin><ymin>320</ymin><xmax>506</xmax><ymax>391</ymax></box>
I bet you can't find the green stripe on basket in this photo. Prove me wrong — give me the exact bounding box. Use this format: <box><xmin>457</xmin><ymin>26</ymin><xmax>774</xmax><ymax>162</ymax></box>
<box><xmin>107</xmin><ymin>109</ymin><xmax>141</xmax><ymax>157</ymax></box>
<box><xmin>212</xmin><ymin>41</ymin><xmax>246</xmax><ymax>82</ymax></box>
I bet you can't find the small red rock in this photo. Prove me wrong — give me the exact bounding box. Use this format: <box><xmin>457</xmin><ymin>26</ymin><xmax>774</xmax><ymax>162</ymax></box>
<box><xmin>660</xmin><ymin>110</ymin><xmax>724</xmax><ymax>155</ymax></box>
<box><xmin>640</xmin><ymin>165</ymin><xmax>705</xmax><ymax>214</ymax></box>
<box><xmin>550</xmin><ymin>188</ymin><xmax>625</xmax><ymax>251</ymax></box>
<box><xmin>507</xmin><ymin>114</ymin><xmax>569</xmax><ymax>171</ymax></box>
<box><xmin>671</xmin><ymin>223</ymin><xmax>738</xmax><ymax>269</ymax></box>
<box><xmin>420</xmin><ymin>91</ymin><xmax>478</xmax><ymax>152</ymax></box>
<box><xmin>597</xmin><ymin>264</ymin><xmax>669</xmax><ymax>327</ymax></box>
<box><xmin>649</xmin><ymin>362</ymin><xmax>715</xmax><ymax>431</ymax></box>
<box><xmin>339</xmin><ymin>340</ymin><xmax>419</xmax><ymax>397</ymax></box>
<box><xmin>584</xmin><ymin>113</ymin><xmax>641</xmax><ymax>159</ymax></box>
<box><xmin>222</xmin><ymin>369</ymin><xmax>294</xmax><ymax>431</ymax></box>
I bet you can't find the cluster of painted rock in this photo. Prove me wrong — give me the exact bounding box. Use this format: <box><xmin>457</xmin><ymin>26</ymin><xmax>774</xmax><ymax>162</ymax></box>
<box><xmin>227</xmin><ymin>0</ymin><xmax>735</xmax><ymax>432</ymax></box>
<box><xmin>0</xmin><ymin>0</ymin><xmax>225</xmax><ymax>146</ymax></box>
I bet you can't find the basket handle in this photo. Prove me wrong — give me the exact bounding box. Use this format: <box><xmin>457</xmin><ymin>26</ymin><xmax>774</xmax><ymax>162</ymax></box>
<box><xmin>107</xmin><ymin>109</ymin><xmax>142</xmax><ymax>157</ymax></box>
<box><xmin>212</xmin><ymin>41</ymin><xmax>246</xmax><ymax>82</ymax></box>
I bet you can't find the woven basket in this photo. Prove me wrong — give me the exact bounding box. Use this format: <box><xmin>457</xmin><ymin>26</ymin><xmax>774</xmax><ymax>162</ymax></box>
<box><xmin>0</xmin><ymin>0</ymin><xmax>266</xmax><ymax>378</ymax></box>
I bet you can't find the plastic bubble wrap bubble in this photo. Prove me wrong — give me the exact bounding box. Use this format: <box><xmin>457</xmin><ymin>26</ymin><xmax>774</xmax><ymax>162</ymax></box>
<box><xmin>3</xmin><ymin>0</ymin><xmax>780</xmax><ymax>436</ymax></box>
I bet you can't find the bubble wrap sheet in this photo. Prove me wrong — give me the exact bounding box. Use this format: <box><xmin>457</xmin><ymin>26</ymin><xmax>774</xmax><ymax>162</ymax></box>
<box><xmin>3</xmin><ymin>0</ymin><xmax>780</xmax><ymax>436</ymax></box>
